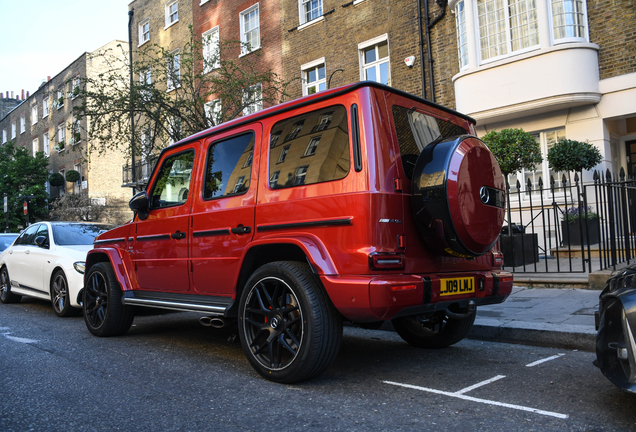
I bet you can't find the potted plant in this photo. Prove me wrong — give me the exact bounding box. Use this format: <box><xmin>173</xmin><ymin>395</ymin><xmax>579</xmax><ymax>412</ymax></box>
<box><xmin>49</xmin><ymin>173</ymin><xmax>65</xmax><ymax>188</ymax></box>
<box><xmin>483</xmin><ymin>128</ymin><xmax>543</xmax><ymax>266</ymax></box>
<box><xmin>65</xmin><ymin>170</ymin><xmax>80</xmax><ymax>184</ymax></box>
<box><xmin>561</xmin><ymin>205</ymin><xmax>600</xmax><ymax>245</ymax></box>
<box><xmin>547</xmin><ymin>139</ymin><xmax>602</xmax><ymax>199</ymax></box>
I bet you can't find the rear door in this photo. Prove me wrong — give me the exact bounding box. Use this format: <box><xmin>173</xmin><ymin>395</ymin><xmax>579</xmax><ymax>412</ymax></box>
<box><xmin>190</xmin><ymin>125</ymin><xmax>260</xmax><ymax>295</ymax></box>
<box><xmin>131</xmin><ymin>145</ymin><xmax>197</xmax><ymax>292</ymax></box>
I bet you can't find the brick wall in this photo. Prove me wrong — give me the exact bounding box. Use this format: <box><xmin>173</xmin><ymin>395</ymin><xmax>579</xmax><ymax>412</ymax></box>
<box><xmin>588</xmin><ymin>0</ymin><xmax>636</xmax><ymax>80</ymax></box>
<box><xmin>131</xmin><ymin>0</ymin><xmax>194</xmax><ymax>56</ymax></box>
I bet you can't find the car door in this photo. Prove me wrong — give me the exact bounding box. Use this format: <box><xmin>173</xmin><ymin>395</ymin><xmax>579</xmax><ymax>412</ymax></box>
<box><xmin>6</xmin><ymin>224</ymin><xmax>39</xmax><ymax>291</ymax></box>
<box><xmin>190</xmin><ymin>125</ymin><xmax>260</xmax><ymax>295</ymax></box>
<box><xmin>130</xmin><ymin>145</ymin><xmax>197</xmax><ymax>292</ymax></box>
<box><xmin>21</xmin><ymin>224</ymin><xmax>51</xmax><ymax>294</ymax></box>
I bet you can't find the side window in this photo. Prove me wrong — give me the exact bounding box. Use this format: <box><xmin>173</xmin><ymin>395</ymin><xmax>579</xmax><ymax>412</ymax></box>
<box><xmin>268</xmin><ymin>105</ymin><xmax>350</xmax><ymax>189</ymax></box>
<box><xmin>204</xmin><ymin>132</ymin><xmax>255</xmax><ymax>199</ymax></box>
<box><xmin>15</xmin><ymin>225</ymin><xmax>39</xmax><ymax>246</ymax></box>
<box><xmin>35</xmin><ymin>224</ymin><xmax>49</xmax><ymax>245</ymax></box>
<box><xmin>149</xmin><ymin>150</ymin><xmax>195</xmax><ymax>209</ymax></box>
<box><xmin>391</xmin><ymin>105</ymin><xmax>468</xmax><ymax>180</ymax></box>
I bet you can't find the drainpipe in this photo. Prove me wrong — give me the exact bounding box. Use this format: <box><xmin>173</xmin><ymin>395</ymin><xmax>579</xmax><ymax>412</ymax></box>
<box><xmin>128</xmin><ymin>9</ymin><xmax>137</xmax><ymax>192</ymax></box>
<box><xmin>417</xmin><ymin>0</ymin><xmax>427</xmax><ymax>100</ymax></box>
<box><xmin>424</xmin><ymin>0</ymin><xmax>447</xmax><ymax>103</ymax></box>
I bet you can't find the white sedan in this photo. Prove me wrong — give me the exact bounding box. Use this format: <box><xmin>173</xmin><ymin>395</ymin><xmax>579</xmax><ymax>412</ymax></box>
<box><xmin>0</xmin><ymin>222</ymin><xmax>112</xmax><ymax>317</ymax></box>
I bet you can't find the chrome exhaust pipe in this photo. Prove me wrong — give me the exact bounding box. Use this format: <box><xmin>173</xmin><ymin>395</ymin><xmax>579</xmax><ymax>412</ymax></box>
<box><xmin>199</xmin><ymin>316</ymin><xmax>226</xmax><ymax>328</ymax></box>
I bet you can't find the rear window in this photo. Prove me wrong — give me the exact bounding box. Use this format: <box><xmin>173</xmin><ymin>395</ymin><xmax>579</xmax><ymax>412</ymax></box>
<box><xmin>268</xmin><ymin>105</ymin><xmax>350</xmax><ymax>189</ymax></box>
<box><xmin>52</xmin><ymin>224</ymin><xmax>113</xmax><ymax>246</ymax></box>
<box><xmin>392</xmin><ymin>105</ymin><xmax>467</xmax><ymax>180</ymax></box>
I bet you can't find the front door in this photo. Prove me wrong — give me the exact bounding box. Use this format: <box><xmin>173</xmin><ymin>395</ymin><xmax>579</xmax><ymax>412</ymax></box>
<box><xmin>131</xmin><ymin>145</ymin><xmax>197</xmax><ymax>292</ymax></box>
<box><xmin>190</xmin><ymin>125</ymin><xmax>260</xmax><ymax>296</ymax></box>
<box><xmin>627</xmin><ymin>140</ymin><xmax>636</xmax><ymax>179</ymax></box>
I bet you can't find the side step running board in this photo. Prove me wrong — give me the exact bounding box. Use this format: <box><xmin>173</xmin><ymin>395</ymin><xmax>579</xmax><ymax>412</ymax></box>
<box><xmin>122</xmin><ymin>291</ymin><xmax>233</xmax><ymax>316</ymax></box>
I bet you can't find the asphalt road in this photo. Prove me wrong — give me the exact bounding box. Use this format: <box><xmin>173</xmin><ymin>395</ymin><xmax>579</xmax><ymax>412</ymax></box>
<box><xmin>1</xmin><ymin>298</ymin><xmax>635</xmax><ymax>431</ymax></box>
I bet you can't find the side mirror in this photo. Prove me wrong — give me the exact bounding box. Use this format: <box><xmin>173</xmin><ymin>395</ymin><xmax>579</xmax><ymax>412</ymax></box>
<box><xmin>129</xmin><ymin>191</ymin><xmax>150</xmax><ymax>220</ymax></box>
<box><xmin>34</xmin><ymin>236</ymin><xmax>48</xmax><ymax>248</ymax></box>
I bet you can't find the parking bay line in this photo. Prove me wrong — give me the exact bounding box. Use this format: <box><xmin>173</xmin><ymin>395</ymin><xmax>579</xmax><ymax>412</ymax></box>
<box><xmin>384</xmin><ymin>380</ymin><xmax>569</xmax><ymax>420</ymax></box>
<box><xmin>526</xmin><ymin>354</ymin><xmax>565</xmax><ymax>368</ymax></box>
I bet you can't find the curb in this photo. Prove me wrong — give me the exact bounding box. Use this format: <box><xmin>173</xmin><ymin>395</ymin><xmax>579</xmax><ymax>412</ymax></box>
<box><xmin>468</xmin><ymin>319</ymin><xmax>596</xmax><ymax>352</ymax></box>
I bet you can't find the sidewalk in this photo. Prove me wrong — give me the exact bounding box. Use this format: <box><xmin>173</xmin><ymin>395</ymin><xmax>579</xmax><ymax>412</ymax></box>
<box><xmin>468</xmin><ymin>286</ymin><xmax>600</xmax><ymax>352</ymax></box>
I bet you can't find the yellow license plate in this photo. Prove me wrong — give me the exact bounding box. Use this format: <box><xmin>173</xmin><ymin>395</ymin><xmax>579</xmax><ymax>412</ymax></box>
<box><xmin>440</xmin><ymin>277</ymin><xmax>475</xmax><ymax>296</ymax></box>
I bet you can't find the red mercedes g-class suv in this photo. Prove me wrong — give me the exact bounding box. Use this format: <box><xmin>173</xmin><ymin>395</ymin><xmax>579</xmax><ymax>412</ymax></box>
<box><xmin>83</xmin><ymin>82</ymin><xmax>512</xmax><ymax>383</ymax></box>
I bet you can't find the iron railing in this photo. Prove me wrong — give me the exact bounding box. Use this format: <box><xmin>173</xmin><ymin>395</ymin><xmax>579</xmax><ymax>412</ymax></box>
<box><xmin>502</xmin><ymin>167</ymin><xmax>636</xmax><ymax>273</ymax></box>
<box><xmin>122</xmin><ymin>155</ymin><xmax>159</xmax><ymax>187</ymax></box>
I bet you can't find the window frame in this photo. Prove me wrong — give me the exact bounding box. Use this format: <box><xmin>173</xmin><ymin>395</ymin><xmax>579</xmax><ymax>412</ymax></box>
<box><xmin>202</xmin><ymin>26</ymin><xmax>220</xmax><ymax>73</ymax></box>
<box><xmin>32</xmin><ymin>138</ymin><xmax>38</xmax><ymax>157</ymax></box>
<box><xmin>165</xmin><ymin>0</ymin><xmax>179</xmax><ymax>29</ymax></box>
<box><xmin>31</xmin><ymin>106</ymin><xmax>38</xmax><ymax>125</ymax></box>
<box><xmin>242</xmin><ymin>83</ymin><xmax>262</xmax><ymax>116</ymax></box>
<box><xmin>11</xmin><ymin>121</ymin><xmax>16</xmax><ymax>139</ymax></box>
<box><xmin>139</xmin><ymin>18</ymin><xmax>150</xmax><ymax>46</ymax></box>
<box><xmin>299</xmin><ymin>0</ymin><xmax>323</xmax><ymax>26</ymax></box>
<box><xmin>43</xmin><ymin>98</ymin><xmax>49</xmax><ymax>118</ymax></box>
<box><xmin>1</xmin><ymin>129</ymin><xmax>6</xmax><ymax>144</ymax></box>
<box><xmin>149</xmin><ymin>149</ymin><xmax>195</xmax><ymax>209</ymax></box>
<box><xmin>293</xmin><ymin>165</ymin><xmax>309</xmax><ymax>186</ymax></box>
<box><xmin>358</xmin><ymin>34</ymin><xmax>391</xmax><ymax>85</ymax></box>
<box><xmin>304</xmin><ymin>136</ymin><xmax>321</xmax><ymax>156</ymax></box>
<box><xmin>43</xmin><ymin>132</ymin><xmax>50</xmax><ymax>157</ymax></box>
<box><xmin>57</xmin><ymin>122</ymin><xmax>66</xmax><ymax>151</ymax></box>
<box><xmin>549</xmin><ymin>0</ymin><xmax>589</xmax><ymax>44</ymax></box>
<box><xmin>202</xmin><ymin>131</ymin><xmax>255</xmax><ymax>200</ymax></box>
<box><xmin>20</xmin><ymin>114</ymin><xmax>25</xmax><ymax>134</ymax></box>
<box><xmin>301</xmin><ymin>58</ymin><xmax>327</xmax><ymax>96</ymax></box>
<box><xmin>56</xmin><ymin>89</ymin><xmax>64</xmax><ymax>109</ymax></box>
<box><xmin>239</xmin><ymin>3</ymin><xmax>260</xmax><ymax>56</ymax></box>
<box><xmin>205</xmin><ymin>99</ymin><xmax>222</xmax><ymax>126</ymax></box>
<box><xmin>166</xmin><ymin>49</ymin><xmax>181</xmax><ymax>92</ymax></box>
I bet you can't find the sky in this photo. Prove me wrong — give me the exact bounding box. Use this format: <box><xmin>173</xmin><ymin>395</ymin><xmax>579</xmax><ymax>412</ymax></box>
<box><xmin>0</xmin><ymin>0</ymin><xmax>132</xmax><ymax>98</ymax></box>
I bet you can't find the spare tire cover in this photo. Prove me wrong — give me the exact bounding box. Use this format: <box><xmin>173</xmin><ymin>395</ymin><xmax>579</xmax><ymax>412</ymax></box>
<box><xmin>411</xmin><ymin>135</ymin><xmax>505</xmax><ymax>258</ymax></box>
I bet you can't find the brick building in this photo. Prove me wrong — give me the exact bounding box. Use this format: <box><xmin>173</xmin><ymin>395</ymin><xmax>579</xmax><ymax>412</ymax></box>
<box><xmin>0</xmin><ymin>40</ymin><xmax>132</xmax><ymax>224</ymax></box>
<box><xmin>0</xmin><ymin>92</ymin><xmax>25</xmax><ymax>121</ymax></box>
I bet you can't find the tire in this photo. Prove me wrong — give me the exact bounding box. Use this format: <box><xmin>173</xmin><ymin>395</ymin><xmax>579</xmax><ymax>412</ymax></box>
<box><xmin>51</xmin><ymin>270</ymin><xmax>79</xmax><ymax>317</ymax></box>
<box><xmin>392</xmin><ymin>309</ymin><xmax>476</xmax><ymax>349</ymax></box>
<box><xmin>0</xmin><ymin>267</ymin><xmax>21</xmax><ymax>304</ymax></box>
<box><xmin>83</xmin><ymin>262</ymin><xmax>134</xmax><ymax>337</ymax></box>
<box><xmin>238</xmin><ymin>261</ymin><xmax>342</xmax><ymax>383</ymax></box>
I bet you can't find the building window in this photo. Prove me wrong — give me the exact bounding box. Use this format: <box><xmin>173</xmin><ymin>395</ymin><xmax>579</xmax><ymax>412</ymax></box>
<box><xmin>312</xmin><ymin>112</ymin><xmax>332</xmax><ymax>132</ymax></box>
<box><xmin>203</xmin><ymin>27</ymin><xmax>220</xmax><ymax>73</ymax></box>
<box><xmin>70</xmin><ymin>77</ymin><xmax>80</xmax><ymax>99</ymax></box>
<box><xmin>32</xmin><ymin>106</ymin><xmax>38</xmax><ymax>125</ymax></box>
<box><xmin>20</xmin><ymin>114</ymin><xmax>26</xmax><ymax>134</ymax></box>
<box><xmin>278</xmin><ymin>145</ymin><xmax>290</xmax><ymax>163</ymax></box>
<box><xmin>57</xmin><ymin>90</ymin><xmax>64</xmax><ymax>109</ymax></box>
<box><xmin>551</xmin><ymin>0</ymin><xmax>587</xmax><ymax>41</ymax></box>
<box><xmin>43</xmin><ymin>98</ymin><xmax>49</xmax><ymax>117</ymax></box>
<box><xmin>32</xmin><ymin>138</ymin><xmax>39</xmax><ymax>157</ymax></box>
<box><xmin>240</xmin><ymin>4</ymin><xmax>260</xmax><ymax>55</ymax></box>
<box><xmin>285</xmin><ymin>120</ymin><xmax>304</xmax><ymax>142</ymax></box>
<box><xmin>71</xmin><ymin>118</ymin><xmax>81</xmax><ymax>144</ymax></box>
<box><xmin>233</xmin><ymin>176</ymin><xmax>246</xmax><ymax>193</ymax></box>
<box><xmin>269</xmin><ymin>170</ymin><xmax>280</xmax><ymax>188</ymax></box>
<box><xmin>1</xmin><ymin>129</ymin><xmax>6</xmax><ymax>144</ymax></box>
<box><xmin>11</xmin><ymin>121</ymin><xmax>16</xmax><ymax>139</ymax></box>
<box><xmin>243</xmin><ymin>153</ymin><xmax>253</xmax><ymax>168</ymax></box>
<box><xmin>294</xmin><ymin>166</ymin><xmax>309</xmax><ymax>186</ymax></box>
<box><xmin>300</xmin><ymin>0</ymin><xmax>322</xmax><ymax>25</ymax></box>
<box><xmin>139</xmin><ymin>19</ymin><xmax>150</xmax><ymax>45</ymax></box>
<box><xmin>59</xmin><ymin>170</ymin><xmax>65</xmax><ymax>196</ymax></box>
<box><xmin>476</xmin><ymin>0</ymin><xmax>539</xmax><ymax>62</ymax></box>
<box><xmin>242</xmin><ymin>83</ymin><xmax>262</xmax><ymax>116</ymax></box>
<box><xmin>74</xmin><ymin>163</ymin><xmax>82</xmax><ymax>193</ymax></box>
<box><xmin>165</xmin><ymin>1</ymin><xmax>179</xmax><ymax>28</ymax></box>
<box><xmin>304</xmin><ymin>136</ymin><xmax>321</xmax><ymax>156</ymax></box>
<box><xmin>205</xmin><ymin>99</ymin><xmax>222</xmax><ymax>126</ymax></box>
<box><xmin>302</xmin><ymin>59</ymin><xmax>326</xmax><ymax>95</ymax></box>
<box><xmin>270</xmin><ymin>132</ymin><xmax>281</xmax><ymax>148</ymax></box>
<box><xmin>43</xmin><ymin>132</ymin><xmax>50</xmax><ymax>156</ymax></box>
<box><xmin>456</xmin><ymin>1</ymin><xmax>469</xmax><ymax>69</ymax></box>
<box><xmin>168</xmin><ymin>117</ymin><xmax>181</xmax><ymax>145</ymax></box>
<box><xmin>359</xmin><ymin>36</ymin><xmax>390</xmax><ymax>85</ymax></box>
<box><xmin>57</xmin><ymin>123</ymin><xmax>66</xmax><ymax>151</ymax></box>
<box><xmin>167</xmin><ymin>50</ymin><xmax>181</xmax><ymax>91</ymax></box>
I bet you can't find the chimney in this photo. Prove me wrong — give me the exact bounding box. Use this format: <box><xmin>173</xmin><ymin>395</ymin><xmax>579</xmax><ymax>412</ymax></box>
<box><xmin>47</xmin><ymin>76</ymin><xmax>51</xmax><ymax>81</ymax></box>
<box><xmin>0</xmin><ymin>92</ymin><xmax>3</xmax><ymax>98</ymax></box>
<box><xmin>22</xmin><ymin>89</ymin><xmax>25</xmax><ymax>99</ymax></box>
<box><xmin>26</xmin><ymin>91</ymin><xmax>30</xmax><ymax>98</ymax></box>
<box><xmin>11</xmin><ymin>91</ymin><xmax>14</xmax><ymax>99</ymax></box>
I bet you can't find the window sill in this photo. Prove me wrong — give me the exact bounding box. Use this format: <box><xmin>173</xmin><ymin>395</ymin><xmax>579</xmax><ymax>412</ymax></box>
<box><xmin>164</xmin><ymin>19</ymin><xmax>179</xmax><ymax>30</ymax></box>
<box><xmin>353</xmin><ymin>0</ymin><xmax>367</xmax><ymax>5</ymax></box>
<box><xmin>138</xmin><ymin>39</ymin><xmax>150</xmax><ymax>48</ymax></box>
<box><xmin>239</xmin><ymin>47</ymin><xmax>261</xmax><ymax>58</ymax></box>
<box><xmin>200</xmin><ymin>0</ymin><xmax>210</xmax><ymax>5</ymax></box>
<box><xmin>298</xmin><ymin>16</ymin><xmax>324</xmax><ymax>31</ymax></box>
<box><xmin>166</xmin><ymin>85</ymin><xmax>181</xmax><ymax>93</ymax></box>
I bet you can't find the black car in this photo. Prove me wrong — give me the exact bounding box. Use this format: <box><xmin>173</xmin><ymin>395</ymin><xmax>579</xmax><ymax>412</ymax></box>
<box><xmin>595</xmin><ymin>263</ymin><xmax>636</xmax><ymax>393</ymax></box>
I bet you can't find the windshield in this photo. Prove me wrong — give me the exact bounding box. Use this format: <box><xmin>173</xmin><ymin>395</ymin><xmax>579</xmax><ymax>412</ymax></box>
<box><xmin>0</xmin><ymin>234</ymin><xmax>18</xmax><ymax>251</ymax></box>
<box><xmin>51</xmin><ymin>224</ymin><xmax>113</xmax><ymax>246</ymax></box>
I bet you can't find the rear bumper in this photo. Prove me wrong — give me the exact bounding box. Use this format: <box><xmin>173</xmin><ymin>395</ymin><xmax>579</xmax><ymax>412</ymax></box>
<box><xmin>321</xmin><ymin>270</ymin><xmax>513</xmax><ymax>321</ymax></box>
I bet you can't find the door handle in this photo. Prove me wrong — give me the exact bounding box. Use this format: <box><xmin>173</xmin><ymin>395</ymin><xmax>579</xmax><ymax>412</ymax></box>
<box><xmin>25</xmin><ymin>250</ymin><xmax>30</xmax><ymax>254</ymax></box>
<box><xmin>171</xmin><ymin>231</ymin><xmax>186</xmax><ymax>239</ymax></box>
<box><xmin>231</xmin><ymin>226</ymin><xmax>251</xmax><ymax>235</ymax></box>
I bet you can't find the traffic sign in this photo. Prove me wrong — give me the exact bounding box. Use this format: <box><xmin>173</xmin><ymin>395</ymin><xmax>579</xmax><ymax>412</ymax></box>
<box><xmin>23</xmin><ymin>201</ymin><xmax>28</xmax><ymax>215</ymax></box>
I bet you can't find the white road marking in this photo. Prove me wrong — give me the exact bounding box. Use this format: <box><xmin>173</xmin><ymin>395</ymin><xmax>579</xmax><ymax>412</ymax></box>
<box><xmin>526</xmin><ymin>354</ymin><xmax>565</xmax><ymax>368</ymax></box>
<box><xmin>2</xmin><ymin>333</ymin><xmax>38</xmax><ymax>344</ymax></box>
<box><xmin>384</xmin><ymin>380</ymin><xmax>569</xmax><ymax>420</ymax></box>
<box><xmin>455</xmin><ymin>375</ymin><xmax>506</xmax><ymax>395</ymax></box>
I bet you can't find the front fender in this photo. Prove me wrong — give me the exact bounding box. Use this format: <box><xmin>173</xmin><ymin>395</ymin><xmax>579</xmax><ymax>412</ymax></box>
<box><xmin>85</xmin><ymin>248</ymin><xmax>134</xmax><ymax>292</ymax></box>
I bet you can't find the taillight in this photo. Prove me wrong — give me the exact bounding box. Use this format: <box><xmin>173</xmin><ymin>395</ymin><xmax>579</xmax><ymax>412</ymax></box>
<box><xmin>368</xmin><ymin>252</ymin><xmax>405</xmax><ymax>270</ymax></box>
<box><xmin>492</xmin><ymin>251</ymin><xmax>504</xmax><ymax>267</ymax></box>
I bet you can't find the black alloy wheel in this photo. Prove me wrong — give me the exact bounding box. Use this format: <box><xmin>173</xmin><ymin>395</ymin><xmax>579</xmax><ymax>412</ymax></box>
<box><xmin>238</xmin><ymin>261</ymin><xmax>342</xmax><ymax>383</ymax></box>
<box><xmin>392</xmin><ymin>308</ymin><xmax>476</xmax><ymax>349</ymax></box>
<box><xmin>0</xmin><ymin>267</ymin><xmax>21</xmax><ymax>304</ymax></box>
<box><xmin>83</xmin><ymin>262</ymin><xmax>134</xmax><ymax>337</ymax></box>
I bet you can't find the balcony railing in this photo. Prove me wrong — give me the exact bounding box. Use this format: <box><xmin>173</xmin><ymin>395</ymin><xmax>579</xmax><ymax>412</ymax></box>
<box><xmin>122</xmin><ymin>155</ymin><xmax>159</xmax><ymax>188</ymax></box>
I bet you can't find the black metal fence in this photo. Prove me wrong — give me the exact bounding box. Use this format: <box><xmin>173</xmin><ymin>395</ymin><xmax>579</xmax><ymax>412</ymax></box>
<box><xmin>502</xmin><ymin>167</ymin><xmax>636</xmax><ymax>273</ymax></box>
<box><xmin>122</xmin><ymin>155</ymin><xmax>159</xmax><ymax>187</ymax></box>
